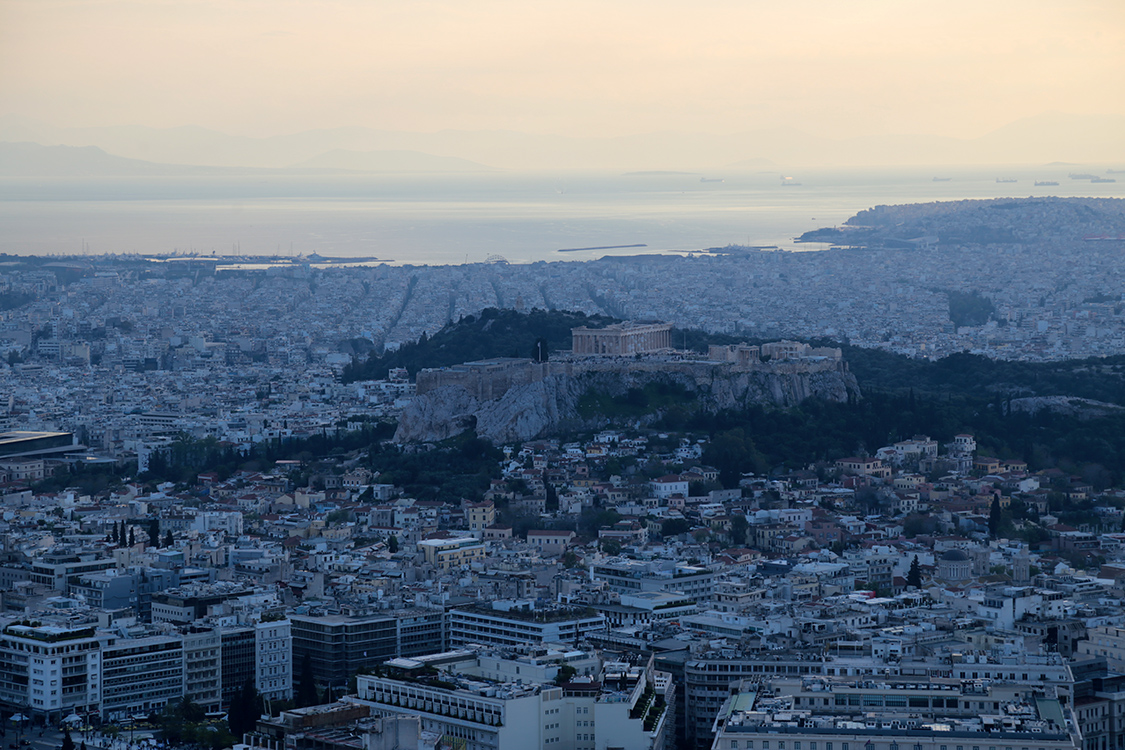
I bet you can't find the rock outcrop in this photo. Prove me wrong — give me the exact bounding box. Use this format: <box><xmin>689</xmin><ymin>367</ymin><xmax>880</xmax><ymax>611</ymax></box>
<box><xmin>395</xmin><ymin>358</ymin><xmax>860</xmax><ymax>444</ymax></box>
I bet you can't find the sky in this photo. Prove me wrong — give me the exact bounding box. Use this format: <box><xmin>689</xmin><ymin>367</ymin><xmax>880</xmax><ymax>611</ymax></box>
<box><xmin>1</xmin><ymin>0</ymin><xmax>1123</xmax><ymax>141</ymax></box>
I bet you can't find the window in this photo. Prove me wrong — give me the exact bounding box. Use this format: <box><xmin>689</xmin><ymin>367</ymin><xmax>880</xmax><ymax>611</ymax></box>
<box><xmin>731</xmin><ymin>743</ymin><xmax>738</xmax><ymax>750</ymax></box>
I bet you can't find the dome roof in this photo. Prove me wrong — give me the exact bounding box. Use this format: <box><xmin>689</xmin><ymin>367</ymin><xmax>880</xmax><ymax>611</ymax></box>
<box><xmin>940</xmin><ymin>549</ymin><xmax>969</xmax><ymax>562</ymax></box>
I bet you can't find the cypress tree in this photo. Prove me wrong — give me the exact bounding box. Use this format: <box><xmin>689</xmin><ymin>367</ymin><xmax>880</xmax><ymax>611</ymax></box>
<box><xmin>296</xmin><ymin>653</ymin><xmax>319</xmax><ymax>707</ymax></box>
<box><xmin>907</xmin><ymin>555</ymin><xmax>922</xmax><ymax>589</ymax></box>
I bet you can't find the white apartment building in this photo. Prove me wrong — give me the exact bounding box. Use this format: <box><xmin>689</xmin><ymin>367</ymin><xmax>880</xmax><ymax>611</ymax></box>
<box><xmin>351</xmin><ymin>648</ymin><xmax>672</xmax><ymax>750</ymax></box>
<box><xmin>0</xmin><ymin>623</ymin><xmax>103</xmax><ymax>721</ymax></box>
<box><xmin>254</xmin><ymin>618</ymin><xmax>293</xmax><ymax>702</ymax></box>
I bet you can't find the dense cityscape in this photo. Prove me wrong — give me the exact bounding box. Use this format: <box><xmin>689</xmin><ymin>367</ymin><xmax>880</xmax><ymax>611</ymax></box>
<box><xmin>0</xmin><ymin>196</ymin><xmax>1118</xmax><ymax>750</ymax></box>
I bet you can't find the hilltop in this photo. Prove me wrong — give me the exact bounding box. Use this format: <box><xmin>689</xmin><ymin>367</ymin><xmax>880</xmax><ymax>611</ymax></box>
<box><xmin>341</xmin><ymin>308</ymin><xmax>621</xmax><ymax>383</ymax></box>
<box><xmin>357</xmin><ymin>309</ymin><xmax>1125</xmax><ymax>481</ymax></box>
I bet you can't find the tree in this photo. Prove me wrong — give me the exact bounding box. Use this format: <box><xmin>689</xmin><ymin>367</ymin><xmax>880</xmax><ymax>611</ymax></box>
<box><xmin>729</xmin><ymin>514</ymin><xmax>749</xmax><ymax>547</ymax></box>
<box><xmin>296</xmin><ymin>653</ymin><xmax>319</xmax><ymax>708</ymax></box>
<box><xmin>387</xmin><ymin>535</ymin><xmax>399</xmax><ymax>554</ymax></box>
<box><xmin>229</xmin><ymin>678</ymin><xmax>262</xmax><ymax>737</ymax></box>
<box><xmin>661</xmin><ymin>518</ymin><xmax>690</xmax><ymax>538</ymax></box>
<box><xmin>61</xmin><ymin>728</ymin><xmax>74</xmax><ymax>750</ymax></box>
<box><xmin>179</xmin><ymin>696</ymin><xmax>205</xmax><ymax>723</ymax></box>
<box><xmin>907</xmin><ymin>555</ymin><xmax>922</xmax><ymax>589</ymax></box>
<box><xmin>553</xmin><ymin>664</ymin><xmax>577</xmax><ymax>685</ymax></box>
<box><xmin>164</xmin><ymin>530</ymin><xmax>174</xmax><ymax>547</ymax></box>
<box><xmin>702</xmin><ymin>429</ymin><xmax>768</xmax><ymax>488</ymax></box>
<box><xmin>128</xmin><ymin>527</ymin><xmax>135</xmax><ymax>547</ymax></box>
<box><xmin>149</xmin><ymin>519</ymin><xmax>161</xmax><ymax>547</ymax></box>
<box><xmin>989</xmin><ymin>497</ymin><xmax>1002</xmax><ymax>539</ymax></box>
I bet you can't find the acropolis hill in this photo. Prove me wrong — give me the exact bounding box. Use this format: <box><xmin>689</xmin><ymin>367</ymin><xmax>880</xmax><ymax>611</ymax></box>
<box><xmin>396</xmin><ymin>324</ymin><xmax>859</xmax><ymax>443</ymax></box>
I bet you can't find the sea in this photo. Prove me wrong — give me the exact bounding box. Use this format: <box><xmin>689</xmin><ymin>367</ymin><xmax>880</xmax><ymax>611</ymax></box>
<box><xmin>0</xmin><ymin>166</ymin><xmax>1120</xmax><ymax>264</ymax></box>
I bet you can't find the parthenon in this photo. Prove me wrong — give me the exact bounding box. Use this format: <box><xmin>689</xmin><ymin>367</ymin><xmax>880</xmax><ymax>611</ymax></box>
<box><xmin>571</xmin><ymin>322</ymin><xmax>673</xmax><ymax>356</ymax></box>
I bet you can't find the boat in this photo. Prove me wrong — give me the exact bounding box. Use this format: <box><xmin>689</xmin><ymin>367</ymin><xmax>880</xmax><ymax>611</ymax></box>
<box><xmin>1069</xmin><ymin>173</ymin><xmax>1098</xmax><ymax>180</ymax></box>
<box><xmin>932</xmin><ymin>177</ymin><xmax>952</xmax><ymax>182</ymax></box>
<box><xmin>1034</xmin><ymin>180</ymin><xmax>1059</xmax><ymax>186</ymax></box>
<box><xmin>1091</xmin><ymin>177</ymin><xmax>1117</xmax><ymax>183</ymax></box>
<box><xmin>700</xmin><ymin>177</ymin><xmax>724</xmax><ymax>183</ymax></box>
<box><xmin>996</xmin><ymin>178</ymin><xmax>1017</xmax><ymax>183</ymax></box>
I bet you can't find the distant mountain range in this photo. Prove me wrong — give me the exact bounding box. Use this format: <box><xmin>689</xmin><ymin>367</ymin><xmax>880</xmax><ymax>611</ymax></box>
<box><xmin>0</xmin><ymin>142</ymin><xmax>210</xmax><ymax>177</ymax></box>
<box><xmin>1</xmin><ymin>112</ymin><xmax>1123</xmax><ymax>172</ymax></box>
<box><xmin>0</xmin><ymin>141</ymin><xmax>495</xmax><ymax>177</ymax></box>
<box><xmin>290</xmin><ymin>149</ymin><xmax>492</xmax><ymax>172</ymax></box>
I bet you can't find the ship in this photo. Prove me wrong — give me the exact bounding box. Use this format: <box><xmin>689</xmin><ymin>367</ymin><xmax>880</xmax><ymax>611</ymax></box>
<box><xmin>996</xmin><ymin>178</ymin><xmax>1017</xmax><ymax>183</ymax></box>
<box><xmin>1091</xmin><ymin>177</ymin><xmax>1117</xmax><ymax>183</ymax></box>
<box><xmin>1069</xmin><ymin>173</ymin><xmax>1098</xmax><ymax>180</ymax></box>
<box><xmin>700</xmin><ymin>177</ymin><xmax>724</xmax><ymax>183</ymax></box>
<box><xmin>932</xmin><ymin>177</ymin><xmax>952</xmax><ymax>182</ymax></box>
<box><xmin>1034</xmin><ymin>180</ymin><xmax>1059</xmax><ymax>186</ymax></box>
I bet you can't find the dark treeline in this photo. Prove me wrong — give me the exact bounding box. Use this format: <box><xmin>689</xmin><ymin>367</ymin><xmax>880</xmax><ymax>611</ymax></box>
<box><xmin>843</xmin><ymin>348</ymin><xmax>1125</xmax><ymax>405</ymax></box>
<box><xmin>677</xmin><ymin>392</ymin><xmax>1125</xmax><ymax>489</ymax></box>
<box><xmin>341</xmin><ymin>308</ymin><xmax>618</xmax><ymax>383</ymax></box>
<box><xmin>367</xmin><ymin>433</ymin><xmax>502</xmax><ymax>503</ymax></box>
<box><xmin>141</xmin><ymin>421</ymin><xmax>396</xmax><ymax>485</ymax></box>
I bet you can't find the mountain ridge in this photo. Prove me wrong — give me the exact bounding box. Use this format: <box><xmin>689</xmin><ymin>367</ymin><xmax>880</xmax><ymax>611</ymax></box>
<box><xmin>3</xmin><ymin>112</ymin><xmax>1122</xmax><ymax>171</ymax></box>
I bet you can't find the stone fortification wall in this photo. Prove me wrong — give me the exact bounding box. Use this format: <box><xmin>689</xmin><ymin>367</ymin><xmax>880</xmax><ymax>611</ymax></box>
<box><xmin>396</xmin><ymin>354</ymin><xmax>859</xmax><ymax>444</ymax></box>
<box><xmin>415</xmin><ymin>359</ymin><xmax>574</xmax><ymax>400</ymax></box>
<box><xmin>416</xmin><ymin>352</ymin><xmax>846</xmax><ymax>403</ymax></box>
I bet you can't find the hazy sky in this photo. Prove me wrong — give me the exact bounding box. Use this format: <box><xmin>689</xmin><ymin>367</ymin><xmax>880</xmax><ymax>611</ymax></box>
<box><xmin>1</xmin><ymin>0</ymin><xmax>1122</xmax><ymax>140</ymax></box>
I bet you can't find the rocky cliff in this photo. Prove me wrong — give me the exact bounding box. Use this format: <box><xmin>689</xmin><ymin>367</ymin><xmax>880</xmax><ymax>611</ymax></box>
<box><xmin>394</xmin><ymin>359</ymin><xmax>860</xmax><ymax>444</ymax></box>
